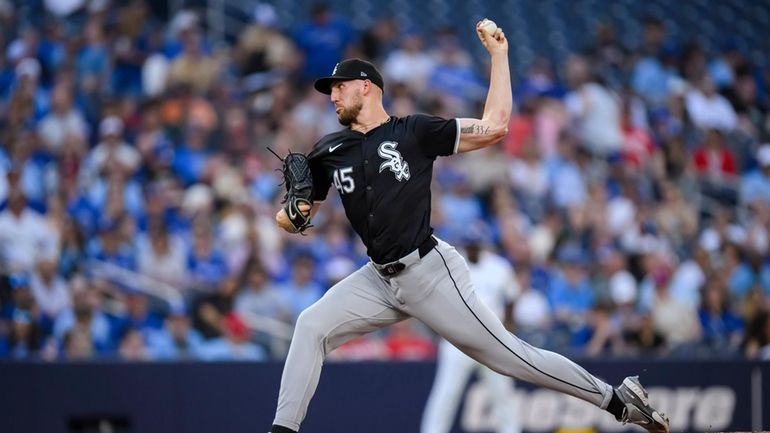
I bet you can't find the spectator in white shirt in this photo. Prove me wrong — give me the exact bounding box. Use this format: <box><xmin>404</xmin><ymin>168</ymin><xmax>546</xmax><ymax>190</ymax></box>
<box><xmin>606</xmin><ymin>181</ymin><xmax>638</xmax><ymax>237</ymax></box>
<box><xmin>685</xmin><ymin>74</ymin><xmax>737</xmax><ymax>131</ymax></box>
<box><xmin>0</xmin><ymin>182</ymin><xmax>57</xmax><ymax>273</ymax></box>
<box><xmin>565</xmin><ymin>55</ymin><xmax>623</xmax><ymax>156</ymax></box>
<box><xmin>83</xmin><ymin>116</ymin><xmax>141</xmax><ymax>179</ymax></box>
<box><xmin>235</xmin><ymin>264</ymin><xmax>291</xmax><ymax>323</ymax></box>
<box><xmin>136</xmin><ymin>222</ymin><xmax>188</xmax><ymax>289</ymax></box>
<box><xmin>512</xmin><ymin>266</ymin><xmax>551</xmax><ymax>331</ymax></box>
<box><xmin>548</xmin><ymin>136</ymin><xmax>587</xmax><ymax>209</ymax></box>
<box><xmin>36</xmin><ymin>83</ymin><xmax>88</xmax><ymax>153</ymax></box>
<box><xmin>29</xmin><ymin>257</ymin><xmax>71</xmax><ymax>321</ymax></box>
<box><xmin>667</xmin><ymin>246</ymin><xmax>710</xmax><ymax>309</ymax></box>
<box><xmin>383</xmin><ymin>31</ymin><xmax>436</xmax><ymax>94</ymax></box>
<box><xmin>603</xmin><ymin>249</ymin><xmax>639</xmax><ymax>308</ymax></box>
<box><xmin>651</xmin><ymin>278</ymin><xmax>702</xmax><ymax>348</ymax></box>
<box><xmin>509</xmin><ymin>141</ymin><xmax>549</xmax><ymax>218</ymax></box>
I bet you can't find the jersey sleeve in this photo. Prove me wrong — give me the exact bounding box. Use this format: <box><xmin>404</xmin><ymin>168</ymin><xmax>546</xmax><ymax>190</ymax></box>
<box><xmin>410</xmin><ymin>114</ymin><xmax>460</xmax><ymax>158</ymax></box>
<box><xmin>308</xmin><ymin>153</ymin><xmax>331</xmax><ymax>202</ymax></box>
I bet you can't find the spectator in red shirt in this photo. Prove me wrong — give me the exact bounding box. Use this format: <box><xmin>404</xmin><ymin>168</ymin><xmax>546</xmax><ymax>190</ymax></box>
<box><xmin>383</xmin><ymin>319</ymin><xmax>436</xmax><ymax>361</ymax></box>
<box><xmin>692</xmin><ymin>128</ymin><xmax>739</xmax><ymax>205</ymax></box>
<box><xmin>621</xmin><ymin>100</ymin><xmax>656</xmax><ymax>168</ymax></box>
<box><xmin>692</xmin><ymin>128</ymin><xmax>737</xmax><ymax>181</ymax></box>
<box><xmin>503</xmin><ymin>100</ymin><xmax>535</xmax><ymax>158</ymax></box>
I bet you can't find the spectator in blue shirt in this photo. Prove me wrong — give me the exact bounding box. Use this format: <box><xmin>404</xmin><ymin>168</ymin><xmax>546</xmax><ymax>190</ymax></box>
<box><xmin>163</xmin><ymin>11</ymin><xmax>201</xmax><ymax>60</ymax></box>
<box><xmin>88</xmin><ymin>218</ymin><xmax>137</xmax><ymax>271</ymax></box>
<box><xmin>76</xmin><ymin>19</ymin><xmax>110</xmax><ymax>115</ymax></box>
<box><xmin>135</xmin><ymin>185</ymin><xmax>186</xmax><ymax>235</ymax></box>
<box><xmin>186</xmin><ymin>223</ymin><xmax>229</xmax><ymax>292</ymax></box>
<box><xmin>67</xmin><ymin>189</ymin><xmax>101</xmax><ymax>237</ymax></box>
<box><xmin>6</xmin><ymin>308</ymin><xmax>42</xmax><ymax>359</ymax></box>
<box><xmin>38</xmin><ymin>21</ymin><xmax>66</xmax><ymax>86</ymax></box>
<box><xmin>515</xmin><ymin>58</ymin><xmax>566</xmax><ymax>102</ymax></box>
<box><xmin>110</xmin><ymin>1</ymin><xmax>152</xmax><ymax>96</ymax></box>
<box><xmin>438</xmin><ymin>172</ymin><xmax>483</xmax><ymax>242</ymax></box>
<box><xmin>548</xmin><ymin>246</ymin><xmax>595</xmax><ymax>327</ymax></box>
<box><xmin>546</xmin><ymin>135</ymin><xmax>588</xmax><ymax>209</ymax></box>
<box><xmin>0</xmin><ymin>54</ymin><xmax>14</xmax><ymax>99</ymax></box>
<box><xmin>630</xmin><ymin>17</ymin><xmax>679</xmax><ymax>107</ymax></box>
<box><xmin>147</xmin><ymin>308</ymin><xmax>205</xmax><ymax>360</ymax></box>
<box><xmin>279</xmin><ymin>255</ymin><xmax>323</xmax><ymax>323</ymax></box>
<box><xmin>172</xmin><ymin>120</ymin><xmax>212</xmax><ymax>186</ymax></box>
<box><xmin>427</xmin><ymin>28</ymin><xmax>486</xmax><ymax>111</ymax></box>
<box><xmin>708</xmin><ymin>41</ymin><xmax>741</xmax><ymax>90</ymax></box>
<box><xmin>109</xmin><ymin>290</ymin><xmax>164</xmax><ymax>343</ymax></box>
<box><xmin>698</xmin><ymin>280</ymin><xmax>743</xmax><ymax>352</ymax></box>
<box><xmin>54</xmin><ymin>277</ymin><xmax>113</xmax><ymax>353</ymax></box>
<box><xmin>0</xmin><ymin>327</ymin><xmax>7</xmax><ymax>358</ymax></box>
<box><xmin>293</xmin><ymin>3</ymin><xmax>356</xmax><ymax>82</ymax></box>
<box><xmin>740</xmin><ymin>144</ymin><xmax>770</xmax><ymax>206</ymax></box>
<box><xmin>722</xmin><ymin>242</ymin><xmax>767</xmax><ymax>302</ymax></box>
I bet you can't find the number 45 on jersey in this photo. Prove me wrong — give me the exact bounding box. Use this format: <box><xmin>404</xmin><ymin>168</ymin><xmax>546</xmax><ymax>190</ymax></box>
<box><xmin>333</xmin><ymin>167</ymin><xmax>355</xmax><ymax>194</ymax></box>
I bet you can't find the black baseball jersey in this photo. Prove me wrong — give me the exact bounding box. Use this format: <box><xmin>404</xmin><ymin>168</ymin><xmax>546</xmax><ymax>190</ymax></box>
<box><xmin>307</xmin><ymin>114</ymin><xmax>460</xmax><ymax>264</ymax></box>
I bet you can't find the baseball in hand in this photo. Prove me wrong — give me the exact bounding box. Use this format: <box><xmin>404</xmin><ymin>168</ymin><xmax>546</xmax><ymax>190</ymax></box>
<box><xmin>478</xmin><ymin>18</ymin><xmax>498</xmax><ymax>36</ymax></box>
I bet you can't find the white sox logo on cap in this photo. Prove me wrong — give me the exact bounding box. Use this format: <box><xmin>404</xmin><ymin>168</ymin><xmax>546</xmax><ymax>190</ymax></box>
<box><xmin>314</xmin><ymin>58</ymin><xmax>384</xmax><ymax>95</ymax></box>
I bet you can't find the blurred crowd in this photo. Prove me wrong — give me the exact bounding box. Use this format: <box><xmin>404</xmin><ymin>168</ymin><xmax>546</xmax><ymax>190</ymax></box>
<box><xmin>1</xmin><ymin>0</ymin><xmax>770</xmax><ymax>362</ymax></box>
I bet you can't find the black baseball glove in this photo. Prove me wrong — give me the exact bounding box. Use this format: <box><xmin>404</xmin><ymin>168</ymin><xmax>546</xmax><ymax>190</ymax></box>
<box><xmin>277</xmin><ymin>151</ymin><xmax>314</xmax><ymax>234</ymax></box>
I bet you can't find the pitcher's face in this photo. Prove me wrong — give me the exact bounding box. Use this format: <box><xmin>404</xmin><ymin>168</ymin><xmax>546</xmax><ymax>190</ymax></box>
<box><xmin>330</xmin><ymin>80</ymin><xmax>364</xmax><ymax>126</ymax></box>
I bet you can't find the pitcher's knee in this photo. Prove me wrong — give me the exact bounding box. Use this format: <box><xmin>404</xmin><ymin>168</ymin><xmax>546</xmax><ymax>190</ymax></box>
<box><xmin>294</xmin><ymin>308</ymin><xmax>331</xmax><ymax>344</ymax></box>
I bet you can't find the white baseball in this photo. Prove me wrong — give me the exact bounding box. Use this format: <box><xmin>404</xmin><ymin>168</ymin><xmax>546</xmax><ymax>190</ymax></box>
<box><xmin>479</xmin><ymin>18</ymin><xmax>498</xmax><ymax>36</ymax></box>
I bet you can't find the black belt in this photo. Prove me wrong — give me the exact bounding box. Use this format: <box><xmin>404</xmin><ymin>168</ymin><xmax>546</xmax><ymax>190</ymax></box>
<box><xmin>375</xmin><ymin>236</ymin><xmax>437</xmax><ymax>277</ymax></box>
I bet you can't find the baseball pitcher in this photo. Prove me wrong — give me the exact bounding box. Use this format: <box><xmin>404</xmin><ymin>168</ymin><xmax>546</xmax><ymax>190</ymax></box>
<box><xmin>270</xmin><ymin>19</ymin><xmax>669</xmax><ymax>433</ymax></box>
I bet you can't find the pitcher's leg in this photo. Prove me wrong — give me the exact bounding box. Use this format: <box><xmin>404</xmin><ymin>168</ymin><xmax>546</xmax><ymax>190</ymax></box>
<box><xmin>420</xmin><ymin>341</ymin><xmax>475</xmax><ymax>433</ymax></box>
<box><xmin>274</xmin><ymin>265</ymin><xmax>406</xmax><ymax>431</ymax></box>
<box><xmin>401</xmin><ymin>243</ymin><xmax>613</xmax><ymax>409</ymax></box>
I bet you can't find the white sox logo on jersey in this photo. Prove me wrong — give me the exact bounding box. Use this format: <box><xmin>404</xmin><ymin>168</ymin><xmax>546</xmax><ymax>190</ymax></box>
<box><xmin>378</xmin><ymin>141</ymin><xmax>410</xmax><ymax>181</ymax></box>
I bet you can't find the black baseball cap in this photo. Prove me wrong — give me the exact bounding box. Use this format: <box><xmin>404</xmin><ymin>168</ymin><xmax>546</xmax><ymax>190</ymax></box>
<box><xmin>313</xmin><ymin>58</ymin><xmax>385</xmax><ymax>95</ymax></box>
